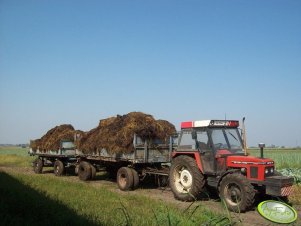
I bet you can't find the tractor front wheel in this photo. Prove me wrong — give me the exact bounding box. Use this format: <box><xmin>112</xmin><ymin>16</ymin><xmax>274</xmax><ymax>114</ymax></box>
<box><xmin>169</xmin><ymin>155</ymin><xmax>205</xmax><ymax>201</ymax></box>
<box><xmin>219</xmin><ymin>173</ymin><xmax>255</xmax><ymax>212</ymax></box>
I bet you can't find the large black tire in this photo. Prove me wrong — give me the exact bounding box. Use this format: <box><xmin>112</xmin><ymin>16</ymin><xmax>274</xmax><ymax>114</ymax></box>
<box><xmin>117</xmin><ymin>167</ymin><xmax>134</xmax><ymax>191</ymax></box>
<box><xmin>131</xmin><ymin>168</ymin><xmax>139</xmax><ymax>189</ymax></box>
<box><xmin>78</xmin><ymin>161</ymin><xmax>92</xmax><ymax>181</ymax></box>
<box><xmin>54</xmin><ymin>160</ymin><xmax>65</xmax><ymax>176</ymax></box>
<box><xmin>91</xmin><ymin>164</ymin><xmax>97</xmax><ymax>180</ymax></box>
<box><xmin>219</xmin><ymin>173</ymin><xmax>255</xmax><ymax>212</ymax></box>
<box><xmin>33</xmin><ymin>158</ymin><xmax>43</xmax><ymax>174</ymax></box>
<box><xmin>169</xmin><ymin>155</ymin><xmax>205</xmax><ymax>201</ymax></box>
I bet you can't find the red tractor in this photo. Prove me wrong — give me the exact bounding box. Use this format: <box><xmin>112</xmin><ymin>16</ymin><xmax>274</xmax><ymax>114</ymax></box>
<box><xmin>169</xmin><ymin>120</ymin><xmax>294</xmax><ymax>212</ymax></box>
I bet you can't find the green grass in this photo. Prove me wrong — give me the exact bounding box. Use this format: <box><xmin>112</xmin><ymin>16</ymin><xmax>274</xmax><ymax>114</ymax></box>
<box><xmin>0</xmin><ymin>146</ymin><xmax>30</xmax><ymax>156</ymax></box>
<box><xmin>0</xmin><ymin>170</ymin><xmax>226</xmax><ymax>226</ymax></box>
<box><xmin>0</xmin><ymin>148</ymin><xmax>230</xmax><ymax>225</ymax></box>
<box><xmin>0</xmin><ymin>146</ymin><xmax>34</xmax><ymax>167</ymax></box>
<box><xmin>249</xmin><ymin>148</ymin><xmax>301</xmax><ymax>169</ymax></box>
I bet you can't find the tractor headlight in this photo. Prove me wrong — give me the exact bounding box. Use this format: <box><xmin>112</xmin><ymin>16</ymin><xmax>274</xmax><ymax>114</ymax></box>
<box><xmin>265</xmin><ymin>167</ymin><xmax>274</xmax><ymax>175</ymax></box>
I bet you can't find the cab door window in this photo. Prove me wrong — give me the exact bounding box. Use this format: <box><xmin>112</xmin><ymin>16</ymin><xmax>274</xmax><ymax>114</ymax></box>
<box><xmin>179</xmin><ymin>131</ymin><xmax>195</xmax><ymax>150</ymax></box>
<box><xmin>196</xmin><ymin>131</ymin><xmax>210</xmax><ymax>152</ymax></box>
<box><xmin>210</xmin><ymin>129</ymin><xmax>229</xmax><ymax>150</ymax></box>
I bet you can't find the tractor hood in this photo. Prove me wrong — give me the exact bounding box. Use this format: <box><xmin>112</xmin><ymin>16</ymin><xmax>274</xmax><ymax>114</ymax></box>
<box><xmin>227</xmin><ymin>155</ymin><xmax>274</xmax><ymax>167</ymax></box>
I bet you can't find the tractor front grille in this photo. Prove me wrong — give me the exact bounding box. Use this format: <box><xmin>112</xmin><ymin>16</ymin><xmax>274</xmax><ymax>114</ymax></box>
<box><xmin>250</xmin><ymin>166</ymin><xmax>258</xmax><ymax>178</ymax></box>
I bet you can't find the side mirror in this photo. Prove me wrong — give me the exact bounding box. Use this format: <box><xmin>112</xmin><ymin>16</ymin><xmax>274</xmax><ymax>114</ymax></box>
<box><xmin>191</xmin><ymin>130</ymin><xmax>197</xmax><ymax>139</ymax></box>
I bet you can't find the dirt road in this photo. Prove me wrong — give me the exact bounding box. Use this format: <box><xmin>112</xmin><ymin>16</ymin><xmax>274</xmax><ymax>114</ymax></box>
<box><xmin>1</xmin><ymin>166</ymin><xmax>300</xmax><ymax>226</ymax></box>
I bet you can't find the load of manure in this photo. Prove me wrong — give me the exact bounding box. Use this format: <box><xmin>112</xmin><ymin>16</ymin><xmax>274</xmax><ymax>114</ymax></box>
<box><xmin>30</xmin><ymin>124</ymin><xmax>83</xmax><ymax>152</ymax></box>
<box><xmin>78</xmin><ymin>112</ymin><xmax>176</xmax><ymax>154</ymax></box>
<box><xmin>30</xmin><ymin>112</ymin><xmax>176</xmax><ymax>155</ymax></box>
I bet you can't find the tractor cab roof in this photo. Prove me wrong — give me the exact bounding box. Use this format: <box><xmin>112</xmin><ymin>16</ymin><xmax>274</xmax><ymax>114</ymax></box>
<box><xmin>181</xmin><ymin>120</ymin><xmax>239</xmax><ymax>129</ymax></box>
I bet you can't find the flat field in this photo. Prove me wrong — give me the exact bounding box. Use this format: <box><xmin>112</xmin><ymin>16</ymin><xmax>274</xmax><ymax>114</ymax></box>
<box><xmin>249</xmin><ymin>148</ymin><xmax>301</xmax><ymax>169</ymax></box>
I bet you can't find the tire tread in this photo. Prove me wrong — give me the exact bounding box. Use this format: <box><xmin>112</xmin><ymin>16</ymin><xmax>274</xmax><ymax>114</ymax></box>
<box><xmin>170</xmin><ymin>155</ymin><xmax>205</xmax><ymax>201</ymax></box>
<box><xmin>219</xmin><ymin>173</ymin><xmax>255</xmax><ymax>212</ymax></box>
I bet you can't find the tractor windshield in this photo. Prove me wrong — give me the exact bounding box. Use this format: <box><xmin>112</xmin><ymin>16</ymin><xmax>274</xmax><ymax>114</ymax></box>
<box><xmin>209</xmin><ymin>128</ymin><xmax>244</xmax><ymax>154</ymax></box>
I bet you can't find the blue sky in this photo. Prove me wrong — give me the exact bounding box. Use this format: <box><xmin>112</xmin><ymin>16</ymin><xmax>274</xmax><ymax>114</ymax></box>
<box><xmin>0</xmin><ymin>0</ymin><xmax>300</xmax><ymax>146</ymax></box>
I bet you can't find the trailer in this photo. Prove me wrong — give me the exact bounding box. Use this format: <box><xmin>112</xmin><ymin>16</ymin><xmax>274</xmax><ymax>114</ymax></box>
<box><xmin>29</xmin><ymin>134</ymin><xmax>177</xmax><ymax>190</ymax></box>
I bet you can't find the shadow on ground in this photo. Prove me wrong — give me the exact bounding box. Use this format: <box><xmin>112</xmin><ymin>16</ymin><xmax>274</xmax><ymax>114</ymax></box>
<box><xmin>0</xmin><ymin>172</ymin><xmax>100</xmax><ymax>226</ymax></box>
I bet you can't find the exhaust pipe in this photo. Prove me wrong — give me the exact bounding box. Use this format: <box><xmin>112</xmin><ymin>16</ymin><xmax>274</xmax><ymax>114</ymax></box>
<box><xmin>259</xmin><ymin>143</ymin><xmax>265</xmax><ymax>158</ymax></box>
<box><xmin>242</xmin><ymin>117</ymin><xmax>248</xmax><ymax>155</ymax></box>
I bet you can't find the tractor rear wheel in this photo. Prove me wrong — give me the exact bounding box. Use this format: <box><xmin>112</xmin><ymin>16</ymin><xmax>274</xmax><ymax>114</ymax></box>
<box><xmin>54</xmin><ymin>160</ymin><xmax>65</xmax><ymax>176</ymax></box>
<box><xmin>219</xmin><ymin>173</ymin><xmax>255</xmax><ymax>212</ymax></box>
<box><xmin>33</xmin><ymin>158</ymin><xmax>43</xmax><ymax>174</ymax></box>
<box><xmin>117</xmin><ymin>167</ymin><xmax>134</xmax><ymax>191</ymax></box>
<box><xmin>78</xmin><ymin>161</ymin><xmax>92</xmax><ymax>181</ymax></box>
<box><xmin>169</xmin><ymin>155</ymin><xmax>205</xmax><ymax>201</ymax></box>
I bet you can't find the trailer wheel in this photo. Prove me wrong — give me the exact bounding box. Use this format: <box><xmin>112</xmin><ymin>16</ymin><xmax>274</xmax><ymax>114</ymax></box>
<box><xmin>131</xmin><ymin>168</ymin><xmax>139</xmax><ymax>189</ymax></box>
<box><xmin>54</xmin><ymin>160</ymin><xmax>65</xmax><ymax>176</ymax></box>
<box><xmin>78</xmin><ymin>161</ymin><xmax>92</xmax><ymax>181</ymax></box>
<box><xmin>33</xmin><ymin>158</ymin><xmax>43</xmax><ymax>174</ymax></box>
<box><xmin>170</xmin><ymin>155</ymin><xmax>205</xmax><ymax>201</ymax></box>
<box><xmin>91</xmin><ymin>164</ymin><xmax>97</xmax><ymax>180</ymax></box>
<box><xmin>219</xmin><ymin>173</ymin><xmax>255</xmax><ymax>212</ymax></box>
<box><xmin>117</xmin><ymin>167</ymin><xmax>134</xmax><ymax>191</ymax></box>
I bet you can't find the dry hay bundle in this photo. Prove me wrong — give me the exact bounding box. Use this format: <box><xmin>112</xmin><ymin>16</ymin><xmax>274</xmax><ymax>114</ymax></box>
<box><xmin>78</xmin><ymin>112</ymin><xmax>176</xmax><ymax>154</ymax></box>
<box><xmin>30</xmin><ymin>124</ymin><xmax>83</xmax><ymax>152</ymax></box>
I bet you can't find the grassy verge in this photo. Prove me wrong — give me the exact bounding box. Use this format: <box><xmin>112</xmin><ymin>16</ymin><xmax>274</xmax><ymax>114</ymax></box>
<box><xmin>0</xmin><ymin>146</ymin><xmax>34</xmax><ymax>167</ymax></box>
<box><xmin>1</xmin><ymin>147</ymin><xmax>300</xmax><ymax>225</ymax></box>
<box><xmin>0</xmin><ymin>155</ymin><xmax>34</xmax><ymax>167</ymax></box>
<box><xmin>290</xmin><ymin>185</ymin><xmax>301</xmax><ymax>206</ymax></box>
<box><xmin>0</xmin><ymin>170</ymin><xmax>227</xmax><ymax>226</ymax></box>
<box><xmin>0</xmin><ymin>146</ymin><xmax>30</xmax><ymax>156</ymax></box>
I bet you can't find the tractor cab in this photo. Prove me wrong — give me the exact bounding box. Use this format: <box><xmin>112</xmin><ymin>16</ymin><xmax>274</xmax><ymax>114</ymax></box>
<box><xmin>177</xmin><ymin>120</ymin><xmax>243</xmax><ymax>174</ymax></box>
